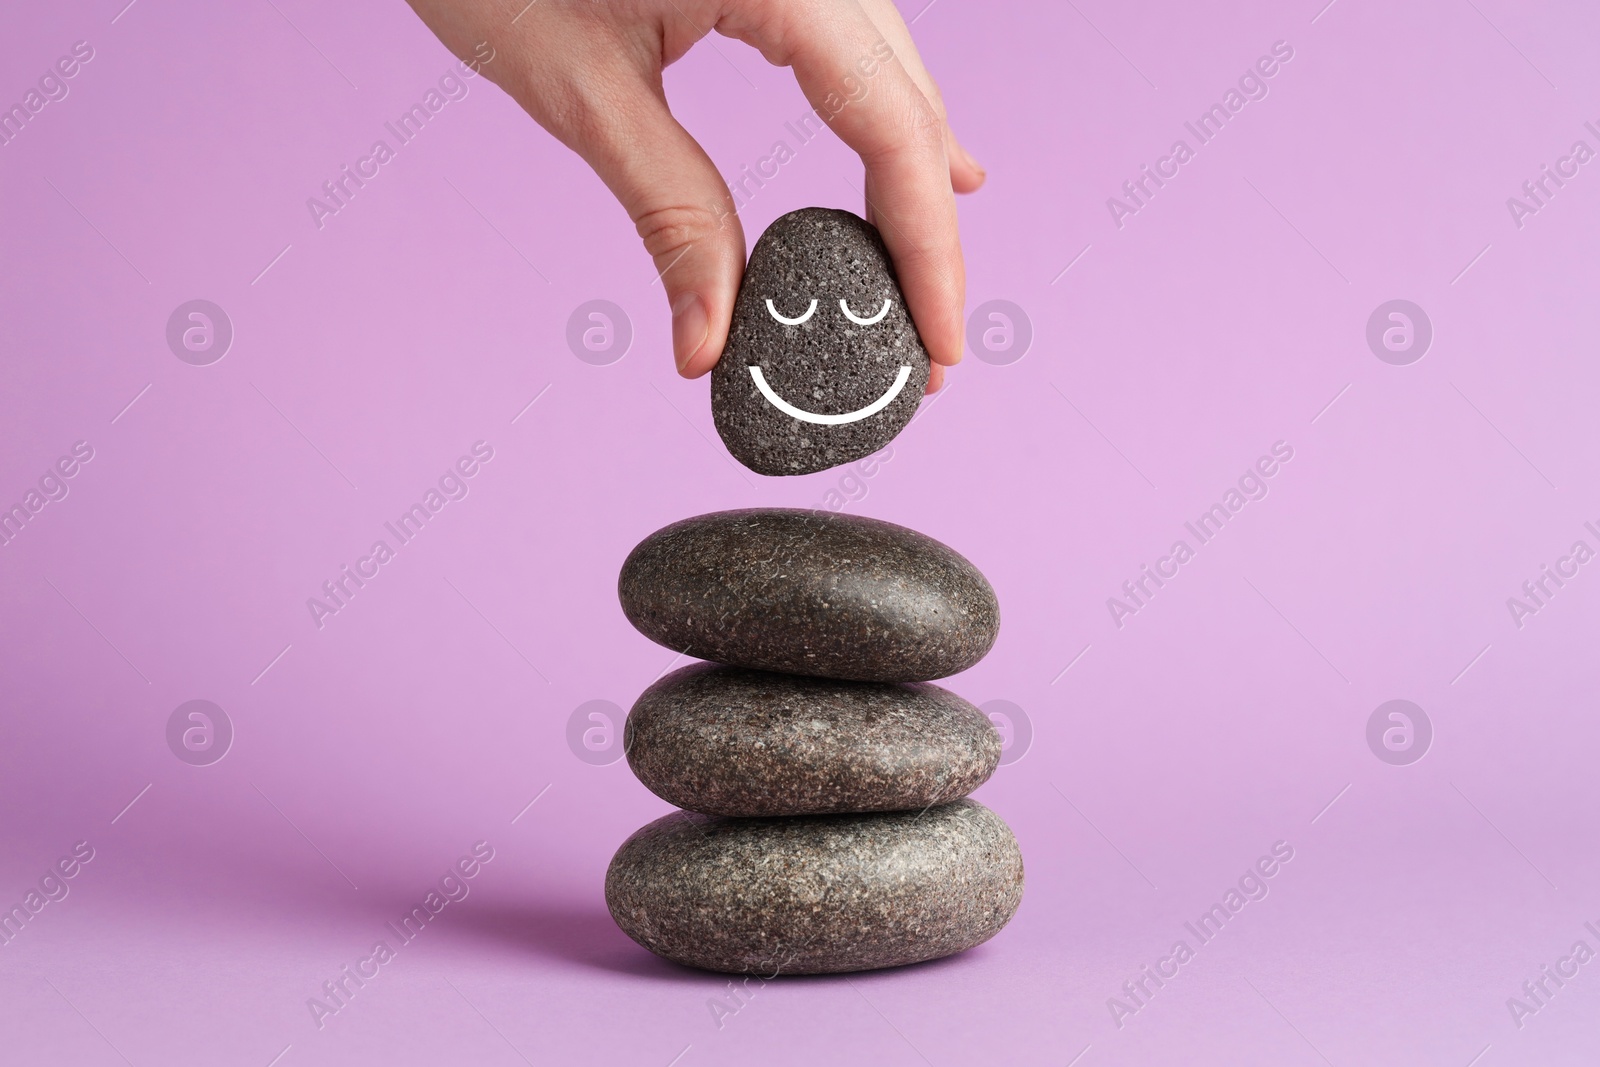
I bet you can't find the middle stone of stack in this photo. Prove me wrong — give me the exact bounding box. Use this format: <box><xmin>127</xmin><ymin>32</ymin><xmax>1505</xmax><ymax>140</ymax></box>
<box><xmin>625</xmin><ymin>665</ymin><xmax>1000</xmax><ymax>817</ymax></box>
<box><xmin>607</xmin><ymin>507</ymin><xmax>1023</xmax><ymax>975</ymax></box>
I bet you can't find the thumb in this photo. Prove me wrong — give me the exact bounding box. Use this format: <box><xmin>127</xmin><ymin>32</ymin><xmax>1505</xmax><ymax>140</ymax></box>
<box><xmin>566</xmin><ymin>84</ymin><xmax>745</xmax><ymax>377</ymax></box>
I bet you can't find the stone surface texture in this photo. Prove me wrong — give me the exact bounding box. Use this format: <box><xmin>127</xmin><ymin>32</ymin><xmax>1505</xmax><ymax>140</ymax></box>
<box><xmin>713</xmin><ymin>208</ymin><xmax>930</xmax><ymax>476</ymax></box>
<box><xmin>604</xmin><ymin>800</ymin><xmax>1024</xmax><ymax>974</ymax></box>
<box><xmin>624</xmin><ymin>663</ymin><xmax>1001</xmax><ymax>816</ymax></box>
<box><xmin>617</xmin><ymin>508</ymin><xmax>999</xmax><ymax>682</ymax></box>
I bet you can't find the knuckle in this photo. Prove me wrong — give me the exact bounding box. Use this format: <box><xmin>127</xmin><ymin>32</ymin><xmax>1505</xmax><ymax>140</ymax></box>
<box><xmin>900</xmin><ymin>95</ymin><xmax>947</xmax><ymax>147</ymax></box>
<box><xmin>633</xmin><ymin>204</ymin><xmax>723</xmax><ymax>260</ymax></box>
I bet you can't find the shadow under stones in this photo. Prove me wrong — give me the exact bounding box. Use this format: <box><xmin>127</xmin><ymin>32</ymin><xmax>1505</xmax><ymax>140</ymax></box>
<box><xmin>447</xmin><ymin>899</ymin><xmax>691</xmax><ymax>979</ymax></box>
<box><xmin>449</xmin><ymin>898</ymin><xmax>998</xmax><ymax>984</ymax></box>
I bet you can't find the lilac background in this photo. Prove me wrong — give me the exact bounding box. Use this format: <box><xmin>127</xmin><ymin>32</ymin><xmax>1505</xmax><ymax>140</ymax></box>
<box><xmin>4</xmin><ymin>0</ymin><xmax>1599</xmax><ymax>1062</ymax></box>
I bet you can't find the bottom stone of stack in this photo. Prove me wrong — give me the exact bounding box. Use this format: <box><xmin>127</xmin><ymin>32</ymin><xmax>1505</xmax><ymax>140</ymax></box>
<box><xmin>604</xmin><ymin>799</ymin><xmax>1024</xmax><ymax>975</ymax></box>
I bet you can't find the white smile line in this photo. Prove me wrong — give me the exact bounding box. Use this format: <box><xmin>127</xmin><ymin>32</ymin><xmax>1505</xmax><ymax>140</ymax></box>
<box><xmin>748</xmin><ymin>366</ymin><xmax>913</xmax><ymax>426</ymax></box>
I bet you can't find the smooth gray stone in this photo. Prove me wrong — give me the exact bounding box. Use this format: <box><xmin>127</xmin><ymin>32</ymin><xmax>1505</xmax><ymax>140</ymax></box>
<box><xmin>712</xmin><ymin>208</ymin><xmax>930</xmax><ymax>477</ymax></box>
<box><xmin>605</xmin><ymin>800</ymin><xmax>1024</xmax><ymax>974</ymax></box>
<box><xmin>625</xmin><ymin>663</ymin><xmax>1001</xmax><ymax>817</ymax></box>
<box><xmin>617</xmin><ymin>508</ymin><xmax>999</xmax><ymax>682</ymax></box>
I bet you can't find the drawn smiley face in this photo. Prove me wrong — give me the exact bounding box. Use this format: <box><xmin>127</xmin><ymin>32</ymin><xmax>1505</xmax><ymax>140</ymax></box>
<box><xmin>712</xmin><ymin>208</ymin><xmax>930</xmax><ymax>477</ymax></box>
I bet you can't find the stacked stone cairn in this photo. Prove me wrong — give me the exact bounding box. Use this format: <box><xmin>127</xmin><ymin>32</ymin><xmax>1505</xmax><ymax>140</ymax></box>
<box><xmin>606</xmin><ymin>507</ymin><xmax>1023</xmax><ymax>975</ymax></box>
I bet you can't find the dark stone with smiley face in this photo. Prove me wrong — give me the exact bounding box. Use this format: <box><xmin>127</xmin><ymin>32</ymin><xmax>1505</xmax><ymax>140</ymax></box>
<box><xmin>713</xmin><ymin>208</ymin><xmax>930</xmax><ymax>477</ymax></box>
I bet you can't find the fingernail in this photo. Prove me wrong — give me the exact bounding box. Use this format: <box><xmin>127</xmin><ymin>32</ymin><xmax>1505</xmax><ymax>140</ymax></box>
<box><xmin>959</xmin><ymin>142</ymin><xmax>985</xmax><ymax>176</ymax></box>
<box><xmin>671</xmin><ymin>292</ymin><xmax>708</xmax><ymax>372</ymax></box>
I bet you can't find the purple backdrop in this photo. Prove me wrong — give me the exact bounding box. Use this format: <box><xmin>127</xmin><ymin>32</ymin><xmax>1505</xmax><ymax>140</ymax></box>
<box><xmin>4</xmin><ymin>0</ymin><xmax>1599</xmax><ymax>1063</ymax></box>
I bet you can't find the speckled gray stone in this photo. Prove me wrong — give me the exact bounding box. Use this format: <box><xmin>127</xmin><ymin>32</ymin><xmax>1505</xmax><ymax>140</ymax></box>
<box><xmin>617</xmin><ymin>509</ymin><xmax>999</xmax><ymax>683</ymax></box>
<box><xmin>605</xmin><ymin>800</ymin><xmax>1023</xmax><ymax>974</ymax></box>
<box><xmin>625</xmin><ymin>663</ymin><xmax>1000</xmax><ymax>817</ymax></box>
<box><xmin>713</xmin><ymin>208</ymin><xmax>930</xmax><ymax>477</ymax></box>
